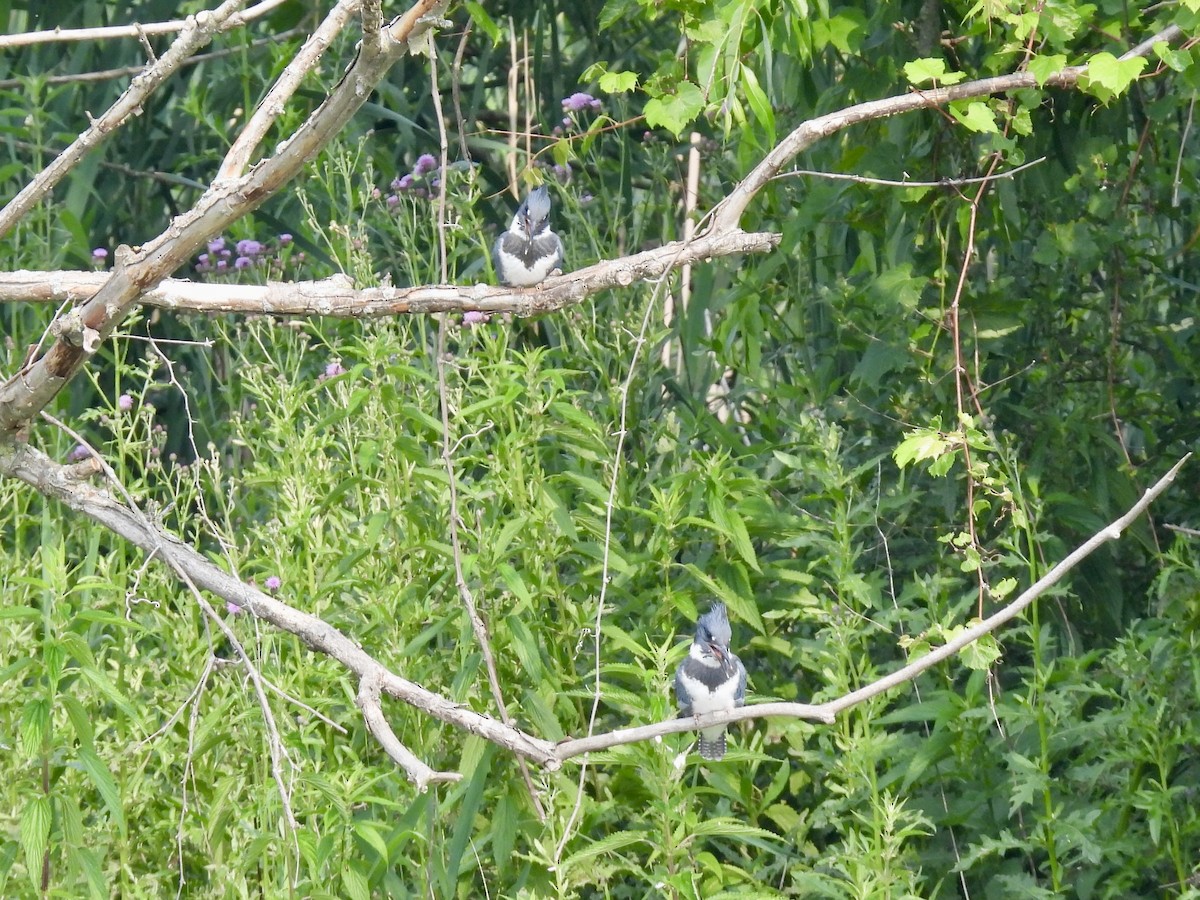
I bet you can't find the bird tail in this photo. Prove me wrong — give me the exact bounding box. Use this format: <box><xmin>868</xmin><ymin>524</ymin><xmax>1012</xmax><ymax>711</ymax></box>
<box><xmin>697</xmin><ymin>732</ymin><xmax>727</xmax><ymax>760</ymax></box>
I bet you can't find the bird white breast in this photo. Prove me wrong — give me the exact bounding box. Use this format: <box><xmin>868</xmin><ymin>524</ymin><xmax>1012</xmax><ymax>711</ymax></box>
<box><xmin>502</xmin><ymin>251</ymin><xmax>560</xmax><ymax>286</ymax></box>
<box><xmin>677</xmin><ymin>668</ymin><xmax>741</xmax><ymax>716</ymax></box>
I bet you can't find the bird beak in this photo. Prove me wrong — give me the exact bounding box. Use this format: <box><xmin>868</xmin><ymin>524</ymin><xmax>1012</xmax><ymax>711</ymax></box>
<box><xmin>708</xmin><ymin>641</ymin><xmax>725</xmax><ymax>662</ymax></box>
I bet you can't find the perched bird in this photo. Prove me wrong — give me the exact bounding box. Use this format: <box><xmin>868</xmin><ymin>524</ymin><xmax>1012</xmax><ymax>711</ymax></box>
<box><xmin>674</xmin><ymin>602</ymin><xmax>747</xmax><ymax>760</ymax></box>
<box><xmin>493</xmin><ymin>185</ymin><xmax>564</xmax><ymax>286</ymax></box>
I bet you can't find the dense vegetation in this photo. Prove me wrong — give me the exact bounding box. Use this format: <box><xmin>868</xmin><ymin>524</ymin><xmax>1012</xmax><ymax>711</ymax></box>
<box><xmin>2</xmin><ymin>0</ymin><xmax>1198</xmax><ymax>896</ymax></box>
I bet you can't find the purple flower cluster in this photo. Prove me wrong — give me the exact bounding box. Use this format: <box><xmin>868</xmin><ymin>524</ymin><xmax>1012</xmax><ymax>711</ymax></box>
<box><xmin>462</xmin><ymin>310</ymin><xmax>490</xmax><ymax>327</ymax></box>
<box><xmin>91</xmin><ymin>247</ymin><xmax>108</xmax><ymax>268</ymax></box>
<box><xmin>386</xmin><ymin>153</ymin><xmax>442</xmax><ymax>205</ymax></box>
<box><xmin>552</xmin><ymin>92</ymin><xmax>603</xmax><ymax>146</ymax></box>
<box><xmin>194</xmin><ymin>234</ymin><xmax>298</xmax><ymax>276</ymax></box>
<box><xmin>562</xmin><ymin>92</ymin><xmax>602</xmax><ymax>113</ymax></box>
<box><xmin>318</xmin><ymin>360</ymin><xmax>347</xmax><ymax>383</ymax></box>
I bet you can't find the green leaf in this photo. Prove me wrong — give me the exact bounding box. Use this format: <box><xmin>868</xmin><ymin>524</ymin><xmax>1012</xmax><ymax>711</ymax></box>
<box><xmin>904</xmin><ymin>58</ymin><xmax>966</xmax><ymax>86</ymax></box>
<box><xmin>340</xmin><ymin>866</ymin><xmax>370</xmax><ymax>900</ymax></box>
<box><xmin>643</xmin><ymin>81</ymin><xmax>705</xmax><ymax>136</ymax></box>
<box><xmin>77</xmin><ymin>746</ymin><xmax>126</xmax><ymax>838</ymax></box>
<box><xmin>724</xmin><ymin>508</ymin><xmax>760</xmax><ymax>573</ymax></box>
<box><xmin>353</xmin><ymin>820</ymin><xmax>389</xmax><ymax>864</ymax></box>
<box><xmin>61</xmin><ymin>694</ymin><xmax>94</xmax><ymax>749</ymax></box>
<box><xmin>740</xmin><ymin>66</ymin><xmax>775</xmax><ymax>144</ymax></box>
<box><xmin>949</xmin><ymin>100</ymin><xmax>999</xmax><ymax>133</ymax></box>
<box><xmin>681</xmin><ymin>564</ymin><xmax>764</xmax><ymax>635</ymax></box>
<box><xmin>1079</xmin><ymin>52</ymin><xmax>1147</xmax><ymax>102</ymax></box>
<box><xmin>560</xmin><ymin>830</ymin><xmax>651</xmax><ymax>877</ymax></box>
<box><xmin>19</xmin><ymin>698</ymin><xmax>49</xmax><ymax>758</ymax></box>
<box><xmin>1028</xmin><ymin>53</ymin><xmax>1067</xmax><ymax>86</ymax></box>
<box><xmin>959</xmin><ymin>632</ymin><xmax>1001</xmax><ymax>669</ymax></box>
<box><xmin>463</xmin><ymin>1</ymin><xmax>502</xmax><ymax>44</ymax></box>
<box><xmin>598</xmin><ymin>70</ymin><xmax>639</xmax><ymax>93</ymax></box>
<box><xmin>893</xmin><ymin>427</ymin><xmax>953</xmax><ymax>469</ymax></box>
<box><xmin>20</xmin><ymin>795</ymin><xmax>50</xmax><ymax>891</ymax></box>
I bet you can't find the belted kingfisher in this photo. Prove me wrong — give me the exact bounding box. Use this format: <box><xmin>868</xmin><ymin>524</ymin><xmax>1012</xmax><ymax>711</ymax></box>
<box><xmin>674</xmin><ymin>602</ymin><xmax>747</xmax><ymax>760</ymax></box>
<box><xmin>493</xmin><ymin>186</ymin><xmax>564</xmax><ymax>286</ymax></box>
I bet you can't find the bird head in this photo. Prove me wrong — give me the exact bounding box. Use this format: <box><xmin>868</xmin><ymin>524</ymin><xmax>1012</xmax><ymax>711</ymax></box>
<box><xmin>695</xmin><ymin>602</ymin><xmax>734</xmax><ymax>668</ymax></box>
<box><xmin>517</xmin><ymin>186</ymin><xmax>552</xmax><ymax>242</ymax></box>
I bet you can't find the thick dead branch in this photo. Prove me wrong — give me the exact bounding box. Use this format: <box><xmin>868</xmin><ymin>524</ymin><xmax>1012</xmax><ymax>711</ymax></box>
<box><xmin>0</xmin><ymin>230</ymin><xmax>779</xmax><ymax>317</ymax></box>
<box><xmin>0</xmin><ymin>441</ymin><xmax>559</xmax><ymax>769</ymax></box>
<box><xmin>0</xmin><ymin>1</ymin><xmax>248</xmax><ymax>240</ymax></box>
<box><xmin>0</xmin><ymin>0</ymin><xmax>445</xmax><ymax>442</ymax></box>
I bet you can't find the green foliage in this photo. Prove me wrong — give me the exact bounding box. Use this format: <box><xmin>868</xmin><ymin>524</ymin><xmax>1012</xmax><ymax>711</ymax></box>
<box><xmin>2</xmin><ymin>0</ymin><xmax>1200</xmax><ymax>896</ymax></box>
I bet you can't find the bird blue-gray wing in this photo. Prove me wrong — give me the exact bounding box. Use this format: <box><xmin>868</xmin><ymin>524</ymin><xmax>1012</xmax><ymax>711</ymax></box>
<box><xmin>674</xmin><ymin>665</ymin><xmax>693</xmax><ymax>717</ymax></box>
<box><xmin>734</xmin><ymin>657</ymin><xmax>747</xmax><ymax>706</ymax></box>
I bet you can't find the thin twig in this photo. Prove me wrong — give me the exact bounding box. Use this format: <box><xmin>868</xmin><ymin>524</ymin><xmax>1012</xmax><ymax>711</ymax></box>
<box><xmin>429</xmin><ymin>19</ymin><xmax>547</xmax><ymax>817</ymax></box>
<box><xmin>771</xmin><ymin>157</ymin><xmax>1046</xmax><ymax>188</ymax></box>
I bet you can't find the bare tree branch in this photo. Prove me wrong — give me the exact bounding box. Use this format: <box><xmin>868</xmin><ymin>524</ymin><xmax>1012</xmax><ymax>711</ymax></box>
<box><xmin>0</xmin><ymin>230</ymin><xmax>780</xmax><ymax>315</ymax></box>
<box><xmin>0</xmin><ymin>0</ymin><xmax>248</xmax><ymax>241</ymax></box>
<box><xmin>0</xmin><ymin>441</ymin><xmax>560</xmax><ymax>769</ymax></box>
<box><xmin>357</xmin><ymin>672</ymin><xmax>462</xmax><ymax>789</ymax></box>
<box><xmin>0</xmin><ymin>0</ymin><xmax>290</xmax><ymax>49</ymax></box>
<box><xmin>705</xmin><ymin>24</ymin><xmax>1184</xmax><ymax>234</ymax></box>
<box><xmin>1</xmin><ymin>424</ymin><xmax>1185</xmax><ymax>772</ymax></box>
<box><xmin>0</xmin><ymin>0</ymin><xmax>447</xmax><ymax>442</ymax></box>
<box><xmin>551</xmin><ymin>453</ymin><xmax>1190</xmax><ymax>760</ymax></box>
<box><xmin>216</xmin><ymin>1</ymin><xmax>362</xmax><ymax>179</ymax></box>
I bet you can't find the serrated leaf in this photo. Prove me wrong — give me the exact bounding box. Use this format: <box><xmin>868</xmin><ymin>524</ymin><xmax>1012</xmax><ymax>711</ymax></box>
<box><xmin>598</xmin><ymin>70</ymin><xmax>639</xmax><ymax>93</ymax></box>
<box><xmin>560</xmin><ymin>830</ymin><xmax>650</xmax><ymax>876</ymax></box>
<box><xmin>1028</xmin><ymin>53</ymin><xmax>1067</xmax><ymax>86</ymax></box>
<box><xmin>959</xmin><ymin>633</ymin><xmax>1001</xmax><ymax>669</ymax></box>
<box><xmin>77</xmin><ymin>747</ymin><xmax>126</xmax><ymax>838</ymax></box>
<box><xmin>724</xmin><ymin>508</ymin><xmax>760</xmax><ymax>573</ymax></box>
<box><xmin>61</xmin><ymin>694</ymin><xmax>94</xmax><ymax>749</ymax></box>
<box><xmin>643</xmin><ymin>81</ymin><xmax>705</xmax><ymax>136</ymax></box>
<box><xmin>20</xmin><ymin>795</ymin><xmax>51</xmax><ymax>889</ymax></box>
<box><xmin>341</xmin><ymin>866</ymin><xmax>370</xmax><ymax>900</ymax></box>
<box><xmin>949</xmin><ymin>100</ymin><xmax>999</xmax><ymax>133</ymax></box>
<box><xmin>20</xmin><ymin>698</ymin><xmax>49</xmax><ymax>758</ymax></box>
<box><xmin>893</xmin><ymin>428</ymin><xmax>952</xmax><ymax>469</ymax></box>
<box><xmin>904</xmin><ymin>58</ymin><xmax>966</xmax><ymax>86</ymax></box>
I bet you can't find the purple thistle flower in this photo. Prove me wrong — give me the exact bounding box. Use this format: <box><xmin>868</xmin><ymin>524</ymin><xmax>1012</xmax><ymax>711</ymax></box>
<box><xmin>208</xmin><ymin>237</ymin><xmax>226</xmax><ymax>254</ymax></box>
<box><xmin>398</xmin><ymin>173</ymin><xmax>415</xmax><ymax>191</ymax></box>
<box><xmin>279</xmin><ymin>233</ymin><xmax>293</xmax><ymax>245</ymax></box>
<box><xmin>69</xmin><ymin>444</ymin><xmax>89</xmax><ymax>462</ymax></box>
<box><xmin>226</xmin><ymin>601</ymin><xmax>244</xmax><ymax>615</ymax></box>
<box><xmin>562</xmin><ymin>92</ymin><xmax>600</xmax><ymax>113</ymax></box>
<box><xmin>415</xmin><ymin>153</ymin><xmax>438</xmax><ymax>174</ymax></box>
<box><xmin>265</xmin><ymin>575</ymin><xmax>282</xmax><ymax>592</ymax></box>
<box><xmin>117</xmin><ymin>393</ymin><xmax>133</xmax><ymax>411</ymax></box>
<box><xmin>324</xmin><ymin>361</ymin><xmax>347</xmax><ymax>379</ymax></box>
<box><xmin>386</xmin><ymin>194</ymin><xmax>400</xmax><ymax>208</ymax></box>
<box><xmin>235</xmin><ymin>256</ymin><xmax>252</xmax><ymax>270</ymax></box>
<box><xmin>463</xmin><ymin>310</ymin><xmax>490</xmax><ymax>327</ymax></box>
<box><xmin>236</xmin><ymin>239</ymin><xmax>263</xmax><ymax>257</ymax></box>
<box><xmin>91</xmin><ymin>247</ymin><xmax>108</xmax><ymax>261</ymax></box>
